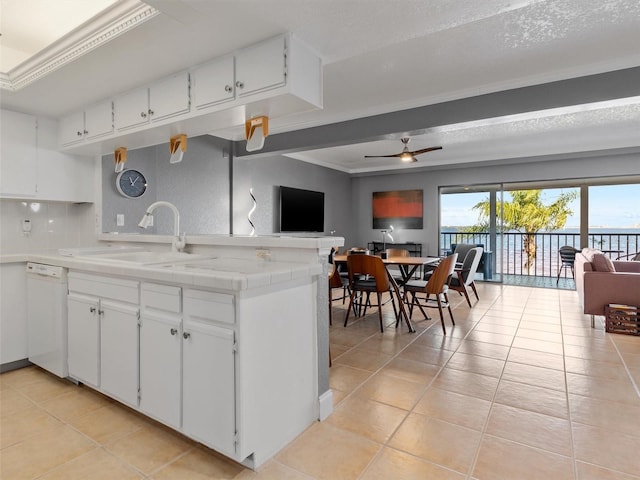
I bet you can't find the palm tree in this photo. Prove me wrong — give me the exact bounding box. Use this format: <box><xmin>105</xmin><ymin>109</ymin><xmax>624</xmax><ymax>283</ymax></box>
<box><xmin>473</xmin><ymin>190</ymin><xmax>578</xmax><ymax>274</ymax></box>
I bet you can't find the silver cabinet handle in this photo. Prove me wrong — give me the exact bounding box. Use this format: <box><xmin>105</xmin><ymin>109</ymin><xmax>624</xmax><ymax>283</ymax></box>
<box><xmin>89</xmin><ymin>306</ymin><xmax>96</xmax><ymax>313</ymax></box>
<box><xmin>148</xmin><ymin>109</ymin><xmax>154</xmax><ymax>116</ymax></box>
<box><xmin>98</xmin><ymin>309</ymin><xmax>104</xmax><ymax>315</ymax></box>
<box><xmin>183</xmin><ymin>332</ymin><xmax>191</xmax><ymax>339</ymax></box>
<box><xmin>83</xmin><ymin>130</ymin><xmax>88</xmax><ymax>134</ymax></box>
<box><xmin>77</xmin><ymin>131</ymin><xmax>83</xmax><ymax>136</ymax></box>
<box><xmin>235</xmin><ymin>81</ymin><xmax>244</xmax><ymax>89</ymax></box>
<box><xmin>140</xmin><ymin>111</ymin><xmax>147</xmax><ymax>118</ymax></box>
<box><xmin>224</xmin><ymin>85</ymin><xmax>233</xmax><ymax>93</ymax></box>
<box><xmin>170</xmin><ymin>328</ymin><xmax>178</xmax><ymax>336</ymax></box>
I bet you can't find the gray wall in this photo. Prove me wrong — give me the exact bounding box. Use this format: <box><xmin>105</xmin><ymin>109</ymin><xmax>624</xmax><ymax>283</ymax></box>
<box><xmin>102</xmin><ymin>136</ymin><xmax>354</xmax><ymax>243</ymax></box>
<box><xmin>350</xmin><ymin>149</ymin><xmax>640</xmax><ymax>255</ymax></box>
<box><xmin>232</xmin><ymin>154</ymin><xmax>353</xmax><ymax>240</ymax></box>
<box><xmin>102</xmin><ymin>136</ymin><xmax>231</xmax><ymax>235</ymax></box>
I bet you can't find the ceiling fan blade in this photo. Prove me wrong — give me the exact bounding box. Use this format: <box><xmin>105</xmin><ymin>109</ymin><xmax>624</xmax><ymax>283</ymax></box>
<box><xmin>364</xmin><ymin>153</ymin><xmax>402</xmax><ymax>158</ymax></box>
<box><xmin>409</xmin><ymin>146</ymin><xmax>443</xmax><ymax>156</ymax></box>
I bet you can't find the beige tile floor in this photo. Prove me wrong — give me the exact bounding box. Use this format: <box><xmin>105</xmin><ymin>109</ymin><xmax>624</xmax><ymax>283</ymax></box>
<box><xmin>2</xmin><ymin>283</ymin><xmax>639</xmax><ymax>479</ymax></box>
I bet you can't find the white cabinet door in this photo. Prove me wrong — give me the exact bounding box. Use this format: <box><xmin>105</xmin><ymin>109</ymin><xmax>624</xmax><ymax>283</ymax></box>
<box><xmin>139</xmin><ymin>313</ymin><xmax>181</xmax><ymax>428</ymax></box>
<box><xmin>100</xmin><ymin>300</ymin><xmax>139</xmax><ymax>407</ymax></box>
<box><xmin>114</xmin><ymin>87</ymin><xmax>149</xmax><ymax>131</ymax></box>
<box><xmin>36</xmin><ymin>117</ymin><xmax>95</xmax><ymax>202</ymax></box>
<box><xmin>182</xmin><ymin>321</ymin><xmax>236</xmax><ymax>456</ymax></box>
<box><xmin>59</xmin><ymin>111</ymin><xmax>85</xmax><ymax>146</ymax></box>
<box><xmin>0</xmin><ymin>109</ymin><xmax>37</xmax><ymax>197</ymax></box>
<box><xmin>85</xmin><ymin>101</ymin><xmax>113</xmax><ymax>140</ymax></box>
<box><xmin>191</xmin><ymin>55</ymin><xmax>235</xmax><ymax>110</ymax></box>
<box><xmin>67</xmin><ymin>293</ymin><xmax>100</xmax><ymax>387</ymax></box>
<box><xmin>235</xmin><ymin>35</ymin><xmax>286</xmax><ymax>97</ymax></box>
<box><xmin>149</xmin><ymin>72</ymin><xmax>190</xmax><ymax>122</ymax></box>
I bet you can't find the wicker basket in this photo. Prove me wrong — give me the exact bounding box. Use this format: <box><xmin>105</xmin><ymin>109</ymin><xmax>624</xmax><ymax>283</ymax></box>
<box><xmin>605</xmin><ymin>304</ymin><xmax>639</xmax><ymax>335</ymax></box>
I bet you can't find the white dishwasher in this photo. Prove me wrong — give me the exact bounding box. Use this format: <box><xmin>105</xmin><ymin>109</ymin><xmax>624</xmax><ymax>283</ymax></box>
<box><xmin>27</xmin><ymin>262</ymin><xmax>69</xmax><ymax>378</ymax></box>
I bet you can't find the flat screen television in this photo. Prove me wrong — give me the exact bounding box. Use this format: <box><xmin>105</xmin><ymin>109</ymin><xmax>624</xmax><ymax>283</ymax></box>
<box><xmin>279</xmin><ymin>186</ymin><xmax>325</xmax><ymax>232</ymax></box>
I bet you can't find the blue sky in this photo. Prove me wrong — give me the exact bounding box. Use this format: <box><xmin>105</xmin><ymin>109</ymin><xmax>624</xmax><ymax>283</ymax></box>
<box><xmin>441</xmin><ymin>184</ymin><xmax>640</xmax><ymax>229</ymax></box>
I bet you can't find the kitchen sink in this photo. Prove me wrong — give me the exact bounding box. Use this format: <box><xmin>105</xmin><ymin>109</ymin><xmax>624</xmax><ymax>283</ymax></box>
<box><xmin>77</xmin><ymin>251</ymin><xmax>210</xmax><ymax>265</ymax></box>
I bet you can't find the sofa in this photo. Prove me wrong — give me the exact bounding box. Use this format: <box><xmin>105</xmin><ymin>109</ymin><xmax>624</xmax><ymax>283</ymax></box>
<box><xmin>574</xmin><ymin>248</ymin><xmax>640</xmax><ymax>327</ymax></box>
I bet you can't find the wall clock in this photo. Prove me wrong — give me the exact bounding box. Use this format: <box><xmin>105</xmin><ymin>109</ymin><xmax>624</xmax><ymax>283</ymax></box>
<box><xmin>116</xmin><ymin>169</ymin><xmax>147</xmax><ymax>198</ymax></box>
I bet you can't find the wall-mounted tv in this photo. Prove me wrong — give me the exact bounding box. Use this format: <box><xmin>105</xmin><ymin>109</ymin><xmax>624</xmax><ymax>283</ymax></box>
<box><xmin>279</xmin><ymin>186</ymin><xmax>325</xmax><ymax>232</ymax></box>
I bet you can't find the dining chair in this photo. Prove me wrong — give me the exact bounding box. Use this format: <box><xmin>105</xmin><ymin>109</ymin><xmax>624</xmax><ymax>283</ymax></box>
<box><xmin>328</xmin><ymin>262</ymin><xmax>350</xmax><ymax>325</ymax></box>
<box><xmin>344</xmin><ymin>254</ymin><xmax>399</xmax><ymax>332</ymax></box>
<box><xmin>403</xmin><ymin>253</ymin><xmax>457</xmax><ymax>334</ymax></box>
<box><xmin>448</xmin><ymin>247</ymin><xmax>483</xmax><ymax>307</ymax></box>
<box><xmin>384</xmin><ymin>248</ymin><xmax>411</xmax><ymax>285</ymax></box>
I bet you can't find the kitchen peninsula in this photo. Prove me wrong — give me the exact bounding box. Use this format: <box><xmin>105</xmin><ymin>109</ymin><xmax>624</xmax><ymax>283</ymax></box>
<box><xmin>5</xmin><ymin>233</ymin><xmax>342</xmax><ymax>469</ymax></box>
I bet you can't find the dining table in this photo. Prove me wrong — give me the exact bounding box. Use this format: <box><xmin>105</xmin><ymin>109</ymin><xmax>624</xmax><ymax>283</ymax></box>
<box><xmin>333</xmin><ymin>254</ymin><xmax>440</xmax><ymax>332</ymax></box>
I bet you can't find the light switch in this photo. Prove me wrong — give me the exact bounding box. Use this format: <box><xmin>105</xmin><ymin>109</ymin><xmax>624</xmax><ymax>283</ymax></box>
<box><xmin>116</xmin><ymin>214</ymin><xmax>124</xmax><ymax>226</ymax></box>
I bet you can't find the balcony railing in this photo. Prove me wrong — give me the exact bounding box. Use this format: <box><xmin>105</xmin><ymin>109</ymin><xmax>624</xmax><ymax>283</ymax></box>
<box><xmin>441</xmin><ymin>231</ymin><xmax>640</xmax><ymax>279</ymax></box>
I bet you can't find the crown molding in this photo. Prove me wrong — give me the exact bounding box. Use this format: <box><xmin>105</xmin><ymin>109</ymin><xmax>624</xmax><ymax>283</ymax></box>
<box><xmin>0</xmin><ymin>0</ymin><xmax>159</xmax><ymax>92</ymax></box>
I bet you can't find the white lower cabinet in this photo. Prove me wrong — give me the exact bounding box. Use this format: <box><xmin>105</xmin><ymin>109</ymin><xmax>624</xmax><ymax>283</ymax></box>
<box><xmin>182</xmin><ymin>319</ymin><xmax>235</xmax><ymax>456</ymax></box>
<box><xmin>139</xmin><ymin>282</ymin><xmax>236</xmax><ymax>456</ymax></box>
<box><xmin>67</xmin><ymin>293</ymin><xmax>100</xmax><ymax>387</ymax></box>
<box><xmin>67</xmin><ymin>273</ymin><xmax>139</xmax><ymax>403</ymax></box>
<box><xmin>100</xmin><ymin>300</ymin><xmax>139</xmax><ymax>407</ymax></box>
<box><xmin>66</xmin><ymin>272</ymin><xmax>315</xmax><ymax>470</ymax></box>
<box><xmin>139</xmin><ymin>283</ymin><xmax>182</xmax><ymax>429</ymax></box>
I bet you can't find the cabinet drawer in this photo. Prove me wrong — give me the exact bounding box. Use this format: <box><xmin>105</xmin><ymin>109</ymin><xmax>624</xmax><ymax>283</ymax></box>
<box><xmin>183</xmin><ymin>289</ymin><xmax>234</xmax><ymax>325</ymax></box>
<box><xmin>68</xmin><ymin>272</ymin><xmax>138</xmax><ymax>304</ymax></box>
<box><xmin>141</xmin><ymin>282</ymin><xmax>181</xmax><ymax>313</ymax></box>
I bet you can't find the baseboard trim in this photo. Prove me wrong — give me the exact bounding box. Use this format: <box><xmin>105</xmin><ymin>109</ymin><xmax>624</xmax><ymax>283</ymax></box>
<box><xmin>0</xmin><ymin>358</ymin><xmax>32</xmax><ymax>373</ymax></box>
<box><xmin>318</xmin><ymin>389</ymin><xmax>334</xmax><ymax>421</ymax></box>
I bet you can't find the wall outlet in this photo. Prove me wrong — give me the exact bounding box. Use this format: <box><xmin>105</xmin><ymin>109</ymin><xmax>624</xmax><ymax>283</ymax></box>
<box><xmin>116</xmin><ymin>214</ymin><xmax>124</xmax><ymax>226</ymax></box>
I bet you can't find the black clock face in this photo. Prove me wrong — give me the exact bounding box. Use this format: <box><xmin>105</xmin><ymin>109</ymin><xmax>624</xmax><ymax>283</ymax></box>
<box><xmin>116</xmin><ymin>169</ymin><xmax>147</xmax><ymax>198</ymax></box>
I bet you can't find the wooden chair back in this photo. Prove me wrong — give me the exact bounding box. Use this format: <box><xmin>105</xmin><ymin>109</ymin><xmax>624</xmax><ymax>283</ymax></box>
<box><xmin>425</xmin><ymin>254</ymin><xmax>457</xmax><ymax>295</ymax></box>
<box><xmin>385</xmin><ymin>248</ymin><xmax>410</xmax><ymax>257</ymax></box>
<box><xmin>329</xmin><ymin>263</ymin><xmax>344</xmax><ymax>288</ymax></box>
<box><xmin>347</xmin><ymin>254</ymin><xmax>390</xmax><ymax>292</ymax></box>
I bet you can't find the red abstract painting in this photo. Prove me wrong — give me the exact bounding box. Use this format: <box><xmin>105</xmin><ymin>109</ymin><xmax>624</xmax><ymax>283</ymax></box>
<box><xmin>372</xmin><ymin>189</ymin><xmax>423</xmax><ymax>229</ymax></box>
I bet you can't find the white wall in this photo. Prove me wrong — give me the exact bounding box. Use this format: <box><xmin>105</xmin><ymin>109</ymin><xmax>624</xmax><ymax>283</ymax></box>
<box><xmin>0</xmin><ymin>199</ymin><xmax>97</xmax><ymax>255</ymax></box>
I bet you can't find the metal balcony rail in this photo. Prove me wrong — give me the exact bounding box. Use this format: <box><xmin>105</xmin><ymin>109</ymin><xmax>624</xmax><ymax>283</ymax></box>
<box><xmin>440</xmin><ymin>231</ymin><xmax>640</xmax><ymax>279</ymax></box>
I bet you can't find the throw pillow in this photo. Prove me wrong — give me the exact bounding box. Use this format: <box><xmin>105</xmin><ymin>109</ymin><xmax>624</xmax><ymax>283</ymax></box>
<box><xmin>591</xmin><ymin>253</ymin><xmax>616</xmax><ymax>272</ymax></box>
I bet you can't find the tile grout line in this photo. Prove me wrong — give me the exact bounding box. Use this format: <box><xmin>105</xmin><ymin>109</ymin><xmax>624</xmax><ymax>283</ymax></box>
<box><xmin>464</xmin><ymin>284</ymin><xmax>528</xmax><ymax>479</ymax></box>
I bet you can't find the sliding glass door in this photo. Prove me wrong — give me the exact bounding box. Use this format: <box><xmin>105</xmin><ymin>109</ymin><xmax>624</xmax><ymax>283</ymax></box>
<box><xmin>439</xmin><ymin>184</ymin><xmax>503</xmax><ymax>283</ymax></box>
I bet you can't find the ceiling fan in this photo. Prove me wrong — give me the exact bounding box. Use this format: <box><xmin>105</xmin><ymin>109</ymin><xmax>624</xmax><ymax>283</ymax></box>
<box><xmin>364</xmin><ymin>137</ymin><xmax>442</xmax><ymax>163</ymax></box>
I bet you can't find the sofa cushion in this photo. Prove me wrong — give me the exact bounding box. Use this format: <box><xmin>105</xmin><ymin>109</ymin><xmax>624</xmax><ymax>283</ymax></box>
<box><xmin>581</xmin><ymin>248</ymin><xmax>615</xmax><ymax>272</ymax></box>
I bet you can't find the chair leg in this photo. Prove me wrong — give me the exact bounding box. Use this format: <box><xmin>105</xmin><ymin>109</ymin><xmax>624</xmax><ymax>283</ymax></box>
<box><xmin>328</xmin><ymin>288</ymin><xmax>333</xmax><ymax>326</ymax></box>
<box><xmin>461</xmin><ymin>285</ymin><xmax>472</xmax><ymax>308</ymax></box>
<box><xmin>344</xmin><ymin>291</ymin><xmax>356</xmax><ymax>327</ymax></box>
<box><xmin>591</xmin><ymin>314</ymin><xmax>595</xmax><ymax>328</ymax></box>
<box><xmin>436</xmin><ymin>296</ymin><xmax>447</xmax><ymax>335</ymax></box>
<box><xmin>470</xmin><ymin>281</ymin><xmax>479</xmax><ymax>301</ymax></box>
<box><xmin>376</xmin><ymin>292</ymin><xmax>384</xmax><ymax>332</ymax></box>
<box><xmin>445</xmin><ymin>293</ymin><xmax>455</xmax><ymax>325</ymax></box>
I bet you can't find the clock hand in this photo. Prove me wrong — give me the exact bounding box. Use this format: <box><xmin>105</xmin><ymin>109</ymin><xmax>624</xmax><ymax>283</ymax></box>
<box><xmin>131</xmin><ymin>176</ymin><xmax>140</xmax><ymax>185</ymax></box>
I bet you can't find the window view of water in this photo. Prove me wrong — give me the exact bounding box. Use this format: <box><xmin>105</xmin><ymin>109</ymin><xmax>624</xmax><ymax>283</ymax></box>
<box><xmin>440</xmin><ymin>183</ymin><xmax>640</xmax><ymax>281</ymax></box>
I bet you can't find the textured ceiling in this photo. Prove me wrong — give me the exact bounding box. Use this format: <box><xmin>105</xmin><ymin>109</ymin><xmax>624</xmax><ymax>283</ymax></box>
<box><xmin>0</xmin><ymin>0</ymin><xmax>639</xmax><ymax>173</ymax></box>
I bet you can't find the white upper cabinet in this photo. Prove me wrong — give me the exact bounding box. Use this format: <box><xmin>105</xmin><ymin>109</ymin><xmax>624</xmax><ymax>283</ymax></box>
<box><xmin>36</xmin><ymin>117</ymin><xmax>95</xmax><ymax>203</ymax></box>
<box><xmin>59</xmin><ymin>33</ymin><xmax>322</xmax><ymax>154</ymax></box>
<box><xmin>0</xmin><ymin>110</ymin><xmax>37</xmax><ymax>197</ymax></box>
<box><xmin>114</xmin><ymin>86</ymin><xmax>150</xmax><ymax>131</ymax></box>
<box><xmin>191</xmin><ymin>55</ymin><xmax>235</xmax><ymax>110</ymax></box>
<box><xmin>149</xmin><ymin>72</ymin><xmax>191</xmax><ymax>122</ymax></box>
<box><xmin>60</xmin><ymin>100</ymin><xmax>113</xmax><ymax>146</ymax></box>
<box><xmin>59</xmin><ymin>111</ymin><xmax>85</xmax><ymax>146</ymax></box>
<box><xmin>85</xmin><ymin>101</ymin><xmax>114</xmax><ymax>140</ymax></box>
<box><xmin>115</xmin><ymin>72</ymin><xmax>190</xmax><ymax>131</ymax></box>
<box><xmin>235</xmin><ymin>35</ymin><xmax>286</xmax><ymax>97</ymax></box>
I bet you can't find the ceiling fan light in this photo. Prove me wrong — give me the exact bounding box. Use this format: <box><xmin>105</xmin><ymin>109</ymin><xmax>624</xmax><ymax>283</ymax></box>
<box><xmin>400</xmin><ymin>153</ymin><xmax>414</xmax><ymax>162</ymax></box>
